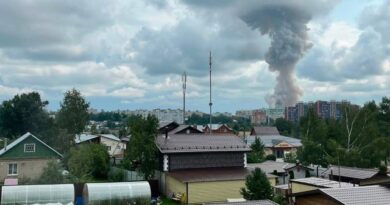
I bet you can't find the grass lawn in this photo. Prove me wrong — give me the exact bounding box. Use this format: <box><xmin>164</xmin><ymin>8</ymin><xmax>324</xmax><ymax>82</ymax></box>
<box><xmin>161</xmin><ymin>196</ymin><xmax>181</xmax><ymax>205</ymax></box>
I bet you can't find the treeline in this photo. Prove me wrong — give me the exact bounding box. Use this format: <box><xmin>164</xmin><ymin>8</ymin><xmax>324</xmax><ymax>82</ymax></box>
<box><xmin>0</xmin><ymin>89</ymin><xmax>89</xmax><ymax>154</ymax></box>
<box><xmin>186</xmin><ymin>113</ymin><xmax>252</xmax><ymax>131</ymax></box>
<box><xmin>297</xmin><ymin>97</ymin><xmax>390</xmax><ymax>169</ymax></box>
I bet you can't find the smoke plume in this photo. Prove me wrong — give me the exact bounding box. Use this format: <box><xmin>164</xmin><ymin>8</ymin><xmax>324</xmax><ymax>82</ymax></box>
<box><xmin>241</xmin><ymin>5</ymin><xmax>312</xmax><ymax>107</ymax></box>
<box><xmin>239</xmin><ymin>1</ymin><xmax>336</xmax><ymax>107</ymax></box>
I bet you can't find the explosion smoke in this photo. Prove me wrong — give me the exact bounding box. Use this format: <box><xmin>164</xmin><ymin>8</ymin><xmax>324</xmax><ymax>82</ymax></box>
<box><xmin>241</xmin><ymin>4</ymin><xmax>313</xmax><ymax>107</ymax></box>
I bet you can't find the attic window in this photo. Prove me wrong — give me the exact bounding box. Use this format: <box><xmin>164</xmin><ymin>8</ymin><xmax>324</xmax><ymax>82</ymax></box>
<box><xmin>24</xmin><ymin>143</ymin><xmax>35</xmax><ymax>152</ymax></box>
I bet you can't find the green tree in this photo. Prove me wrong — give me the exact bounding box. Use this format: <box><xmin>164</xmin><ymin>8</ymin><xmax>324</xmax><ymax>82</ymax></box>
<box><xmin>57</xmin><ymin>89</ymin><xmax>89</xmax><ymax>135</ymax></box>
<box><xmin>241</xmin><ymin>168</ymin><xmax>273</xmax><ymax>200</ymax></box>
<box><xmin>298</xmin><ymin>108</ymin><xmax>329</xmax><ymax>166</ymax></box>
<box><xmin>35</xmin><ymin>160</ymin><xmax>66</xmax><ymax>184</ymax></box>
<box><xmin>124</xmin><ymin>115</ymin><xmax>158</xmax><ymax>180</ymax></box>
<box><xmin>247</xmin><ymin>137</ymin><xmax>265</xmax><ymax>163</ymax></box>
<box><xmin>0</xmin><ymin>92</ymin><xmax>53</xmax><ymax>139</ymax></box>
<box><xmin>67</xmin><ymin>144</ymin><xmax>110</xmax><ymax>180</ymax></box>
<box><xmin>274</xmin><ymin>118</ymin><xmax>293</xmax><ymax>136</ymax></box>
<box><xmin>56</xmin><ymin>89</ymin><xmax>89</xmax><ymax>152</ymax></box>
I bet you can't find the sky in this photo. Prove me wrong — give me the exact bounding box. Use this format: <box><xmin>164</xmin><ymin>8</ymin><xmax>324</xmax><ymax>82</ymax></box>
<box><xmin>0</xmin><ymin>0</ymin><xmax>389</xmax><ymax>113</ymax></box>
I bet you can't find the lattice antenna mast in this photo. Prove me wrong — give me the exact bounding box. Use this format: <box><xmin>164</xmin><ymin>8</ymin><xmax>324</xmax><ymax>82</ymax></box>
<box><xmin>209</xmin><ymin>51</ymin><xmax>212</xmax><ymax>134</ymax></box>
<box><xmin>182</xmin><ymin>71</ymin><xmax>187</xmax><ymax>124</ymax></box>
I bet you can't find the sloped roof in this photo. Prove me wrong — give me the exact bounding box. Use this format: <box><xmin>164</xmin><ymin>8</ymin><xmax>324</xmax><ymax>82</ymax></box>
<box><xmin>246</xmin><ymin>135</ymin><xmax>302</xmax><ymax>148</ymax></box>
<box><xmin>204</xmin><ymin>200</ymin><xmax>279</xmax><ymax>205</ymax></box>
<box><xmin>322</xmin><ymin>165</ymin><xmax>379</xmax><ymax>180</ymax></box>
<box><xmin>168</xmin><ymin>167</ymin><xmax>275</xmax><ymax>183</ymax></box>
<box><xmin>319</xmin><ymin>185</ymin><xmax>390</xmax><ymax>205</ymax></box>
<box><xmin>156</xmin><ymin>134</ymin><xmax>250</xmax><ymax>154</ymax></box>
<box><xmin>252</xmin><ymin>126</ymin><xmax>279</xmax><ymax>135</ymax></box>
<box><xmin>168</xmin><ymin>125</ymin><xmax>203</xmax><ymax>134</ymax></box>
<box><xmin>247</xmin><ymin>161</ymin><xmax>303</xmax><ymax>174</ymax></box>
<box><xmin>75</xmin><ymin>134</ymin><xmax>120</xmax><ymax>144</ymax></box>
<box><xmin>291</xmin><ymin>177</ymin><xmax>356</xmax><ymax>188</ymax></box>
<box><xmin>0</xmin><ymin>132</ymin><xmax>62</xmax><ymax>158</ymax></box>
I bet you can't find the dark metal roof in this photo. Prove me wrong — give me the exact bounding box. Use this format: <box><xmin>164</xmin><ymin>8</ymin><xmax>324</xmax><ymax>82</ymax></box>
<box><xmin>291</xmin><ymin>177</ymin><xmax>355</xmax><ymax>188</ymax></box>
<box><xmin>168</xmin><ymin>125</ymin><xmax>203</xmax><ymax>134</ymax></box>
<box><xmin>322</xmin><ymin>165</ymin><xmax>379</xmax><ymax>180</ymax></box>
<box><xmin>204</xmin><ymin>200</ymin><xmax>279</xmax><ymax>205</ymax></box>
<box><xmin>247</xmin><ymin>161</ymin><xmax>312</xmax><ymax>174</ymax></box>
<box><xmin>320</xmin><ymin>185</ymin><xmax>390</xmax><ymax>205</ymax></box>
<box><xmin>156</xmin><ymin>134</ymin><xmax>250</xmax><ymax>154</ymax></box>
<box><xmin>252</xmin><ymin>126</ymin><xmax>279</xmax><ymax>136</ymax></box>
<box><xmin>168</xmin><ymin>167</ymin><xmax>275</xmax><ymax>183</ymax></box>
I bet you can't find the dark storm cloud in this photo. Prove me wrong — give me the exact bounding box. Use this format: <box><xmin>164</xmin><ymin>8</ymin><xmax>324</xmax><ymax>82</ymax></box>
<box><xmin>127</xmin><ymin>15</ymin><xmax>268</xmax><ymax>76</ymax></box>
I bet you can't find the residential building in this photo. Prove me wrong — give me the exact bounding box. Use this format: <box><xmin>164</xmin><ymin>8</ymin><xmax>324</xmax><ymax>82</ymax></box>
<box><xmin>284</xmin><ymin>100</ymin><xmax>355</xmax><ymax>122</ymax></box>
<box><xmin>246</xmin><ymin>135</ymin><xmax>302</xmax><ymax>159</ymax></box>
<box><xmin>235</xmin><ymin>110</ymin><xmax>253</xmax><ymax>119</ymax></box>
<box><xmin>0</xmin><ymin>132</ymin><xmax>63</xmax><ymax>183</ymax></box>
<box><xmin>251</xmin><ymin>110</ymin><xmax>267</xmax><ymax>125</ymax></box>
<box><xmin>203</xmin><ymin>124</ymin><xmax>234</xmax><ymax>135</ymax></box>
<box><xmin>294</xmin><ymin>185</ymin><xmax>390</xmax><ymax>205</ymax></box>
<box><xmin>75</xmin><ymin>134</ymin><xmax>126</xmax><ymax>159</ymax></box>
<box><xmin>264</xmin><ymin>108</ymin><xmax>285</xmax><ymax>120</ymax></box>
<box><xmin>247</xmin><ymin>161</ymin><xmax>313</xmax><ymax>185</ymax></box>
<box><xmin>321</xmin><ymin>165</ymin><xmax>390</xmax><ymax>186</ymax></box>
<box><xmin>155</xmin><ymin>134</ymin><xmax>277</xmax><ymax>203</ymax></box>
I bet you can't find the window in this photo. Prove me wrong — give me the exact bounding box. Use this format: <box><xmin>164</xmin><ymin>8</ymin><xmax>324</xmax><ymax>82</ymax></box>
<box><xmin>8</xmin><ymin>163</ymin><xmax>17</xmax><ymax>175</ymax></box>
<box><xmin>24</xmin><ymin>143</ymin><xmax>35</xmax><ymax>152</ymax></box>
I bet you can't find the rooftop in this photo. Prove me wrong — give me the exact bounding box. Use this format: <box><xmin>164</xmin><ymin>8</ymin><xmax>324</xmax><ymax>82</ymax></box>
<box><xmin>75</xmin><ymin>134</ymin><xmax>120</xmax><ymax>144</ymax></box>
<box><xmin>252</xmin><ymin>126</ymin><xmax>280</xmax><ymax>136</ymax></box>
<box><xmin>156</xmin><ymin>134</ymin><xmax>250</xmax><ymax>154</ymax></box>
<box><xmin>320</xmin><ymin>185</ymin><xmax>390</xmax><ymax>205</ymax></box>
<box><xmin>204</xmin><ymin>200</ymin><xmax>279</xmax><ymax>205</ymax></box>
<box><xmin>322</xmin><ymin>165</ymin><xmax>379</xmax><ymax>180</ymax></box>
<box><xmin>247</xmin><ymin>161</ymin><xmax>311</xmax><ymax>174</ymax></box>
<box><xmin>246</xmin><ymin>135</ymin><xmax>302</xmax><ymax>147</ymax></box>
<box><xmin>0</xmin><ymin>132</ymin><xmax>62</xmax><ymax>158</ymax></box>
<box><xmin>291</xmin><ymin>177</ymin><xmax>356</xmax><ymax>188</ymax></box>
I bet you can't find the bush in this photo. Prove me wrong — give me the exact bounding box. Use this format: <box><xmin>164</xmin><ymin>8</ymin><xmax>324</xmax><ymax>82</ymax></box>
<box><xmin>35</xmin><ymin>160</ymin><xmax>66</xmax><ymax>184</ymax></box>
<box><xmin>265</xmin><ymin>154</ymin><xmax>276</xmax><ymax>161</ymax></box>
<box><xmin>108</xmin><ymin>168</ymin><xmax>125</xmax><ymax>182</ymax></box>
<box><xmin>68</xmin><ymin>144</ymin><xmax>110</xmax><ymax>180</ymax></box>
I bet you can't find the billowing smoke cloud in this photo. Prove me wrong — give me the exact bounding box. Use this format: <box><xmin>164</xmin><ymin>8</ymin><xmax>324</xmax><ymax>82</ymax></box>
<box><xmin>238</xmin><ymin>1</ymin><xmax>337</xmax><ymax>107</ymax></box>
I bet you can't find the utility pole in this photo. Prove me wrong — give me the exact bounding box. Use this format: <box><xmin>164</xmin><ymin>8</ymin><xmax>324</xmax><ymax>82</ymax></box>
<box><xmin>182</xmin><ymin>72</ymin><xmax>187</xmax><ymax>124</ymax></box>
<box><xmin>209</xmin><ymin>51</ymin><xmax>212</xmax><ymax>134</ymax></box>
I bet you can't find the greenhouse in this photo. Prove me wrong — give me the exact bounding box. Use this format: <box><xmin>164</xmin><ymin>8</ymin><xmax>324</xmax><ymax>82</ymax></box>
<box><xmin>83</xmin><ymin>181</ymin><xmax>151</xmax><ymax>205</ymax></box>
<box><xmin>1</xmin><ymin>184</ymin><xmax>74</xmax><ymax>205</ymax></box>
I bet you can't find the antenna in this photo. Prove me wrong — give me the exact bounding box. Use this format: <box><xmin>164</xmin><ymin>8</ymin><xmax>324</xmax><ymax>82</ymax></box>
<box><xmin>182</xmin><ymin>71</ymin><xmax>187</xmax><ymax>124</ymax></box>
<box><xmin>209</xmin><ymin>51</ymin><xmax>212</xmax><ymax>134</ymax></box>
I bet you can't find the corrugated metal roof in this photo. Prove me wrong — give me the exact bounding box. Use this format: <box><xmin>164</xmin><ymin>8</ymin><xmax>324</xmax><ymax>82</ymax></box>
<box><xmin>156</xmin><ymin>134</ymin><xmax>250</xmax><ymax>154</ymax></box>
<box><xmin>168</xmin><ymin>167</ymin><xmax>275</xmax><ymax>183</ymax></box>
<box><xmin>247</xmin><ymin>161</ymin><xmax>295</xmax><ymax>173</ymax></box>
<box><xmin>291</xmin><ymin>177</ymin><xmax>356</xmax><ymax>188</ymax></box>
<box><xmin>204</xmin><ymin>200</ymin><xmax>279</xmax><ymax>205</ymax></box>
<box><xmin>246</xmin><ymin>135</ymin><xmax>302</xmax><ymax>147</ymax></box>
<box><xmin>320</xmin><ymin>185</ymin><xmax>390</xmax><ymax>205</ymax></box>
<box><xmin>252</xmin><ymin>126</ymin><xmax>280</xmax><ymax>136</ymax></box>
<box><xmin>0</xmin><ymin>132</ymin><xmax>62</xmax><ymax>157</ymax></box>
<box><xmin>322</xmin><ymin>165</ymin><xmax>379</xmax><ymax>180</ymax></box>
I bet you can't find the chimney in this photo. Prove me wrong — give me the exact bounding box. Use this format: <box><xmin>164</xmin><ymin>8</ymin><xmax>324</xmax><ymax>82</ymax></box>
<box><xmin>165</xmin><ymin>126</ymin><xmax>169</xmax><ymax>139</ymax></box>
<box><xmin>4</xmin><ymin>138</ymin><xmax>7</xmax><ymax>151</ymax></box>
